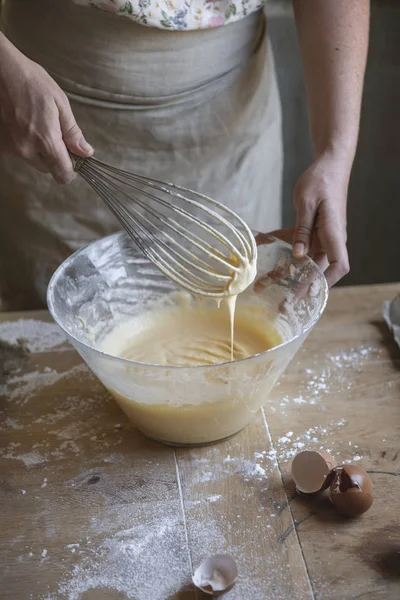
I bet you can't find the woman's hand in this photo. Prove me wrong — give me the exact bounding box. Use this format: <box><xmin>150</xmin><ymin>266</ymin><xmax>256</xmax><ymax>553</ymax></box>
<box><xmin>291</xmin><ymin>0</ymin><xmax>369</xmax><ymax>287</ymax></box>
<box><xmin>292</xmin><ymin>152</ymin><xmax>351</xmax><ymax>287</ymax></box>
<box><xmin>0</xmin><ymin>33</ymin><xmax>93</xmax><ymax>184</ymax></box>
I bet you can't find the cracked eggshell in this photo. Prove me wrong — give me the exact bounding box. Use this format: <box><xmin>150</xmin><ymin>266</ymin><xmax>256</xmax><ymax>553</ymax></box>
<box><xmin>291</xmin><ymin>449</ymin><xmax>337</xmax><ymax>494</ymax></box>
<box><xmin>192</xmin><ymin>554</ymin><xmax>238</xmax><ymax>596</ymax></box>
<box><xmin>329</xmin><ymin>465</ymin><xmax>373</xmax><ymax>517</ymax></box>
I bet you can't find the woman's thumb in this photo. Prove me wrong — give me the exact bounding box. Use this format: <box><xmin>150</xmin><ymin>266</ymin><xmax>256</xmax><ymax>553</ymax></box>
<box><xmin>58</xmin><ymin>100</ymin><xmax>93</xmax><ymax>157</ymax></box>
<box><xmin>293</xmin><ymin>198</ymin><xmax>315</xmax><ymax>258</ymax></box>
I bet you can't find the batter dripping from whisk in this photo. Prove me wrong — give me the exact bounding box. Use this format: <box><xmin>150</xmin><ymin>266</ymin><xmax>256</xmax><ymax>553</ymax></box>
<box><xmin>219</xmin><ymin>252</ymin><xmax>257</xmax><ymax>361</ymax></box>
<box><xmin>100</xmin><ymin>250</ymin><xmax>274</xmax><ymax>368</ymax></box>
<box><xmin>98</xmin><ymin>229</ymin><xmax>261</xmax><ymax>367</ymax></box>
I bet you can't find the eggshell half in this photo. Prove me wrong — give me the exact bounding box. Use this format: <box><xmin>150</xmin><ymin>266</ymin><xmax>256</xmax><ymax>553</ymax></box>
<box><xmin>192</xmin><ymin>554</ymin><xmax>238</xmax><ymax>596</ymax></box>
<box><xmin>291</xmin><ymin>449</ymin><xmax>337</xmax><ymax>494</ymax></box>
<box><xmin>329</xmin><ymin>465</ymin><xmax>373</xmax><ymax>517</ymax></box>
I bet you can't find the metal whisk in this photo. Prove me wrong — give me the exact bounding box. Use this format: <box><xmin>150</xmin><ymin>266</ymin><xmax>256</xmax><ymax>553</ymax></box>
<box><xmin>71</xmin><ymin>154</ymin><xmax>257</xmax><ymax>298</ymax></box>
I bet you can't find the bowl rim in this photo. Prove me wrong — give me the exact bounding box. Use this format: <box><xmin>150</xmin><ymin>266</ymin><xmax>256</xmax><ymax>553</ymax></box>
<box><xmin>47</xmin><ymin>231</ymin><xmax>329</xmax><ymax>371</ymax></box>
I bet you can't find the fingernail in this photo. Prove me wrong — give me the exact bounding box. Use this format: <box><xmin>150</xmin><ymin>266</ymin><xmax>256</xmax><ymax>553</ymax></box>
<box><xmin>78</xmin><ymin>138</ymin><xmax>94</xmax><ymax>154</ymax></box>
<box><xmin>293</xmin><ymin>242</ymin><xmax>305</xmax><ymax>257</ymax></box>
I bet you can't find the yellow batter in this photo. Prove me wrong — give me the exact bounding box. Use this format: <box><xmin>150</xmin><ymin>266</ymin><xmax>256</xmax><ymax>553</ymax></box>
<box><xmin>99</xmin><ymin>296</ymin><xmax>282</xmax><ymax>445</ymax></box>
<box><xmin>101</xmin><ymin>298</ymin><xmax>280</xmax><ymax>366</ymax></box>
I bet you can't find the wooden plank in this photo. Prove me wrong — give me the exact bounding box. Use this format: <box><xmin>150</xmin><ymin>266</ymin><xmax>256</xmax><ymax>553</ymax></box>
<box><xmin>175</xmin><ymin>413</ymin><xmax>313</xmax><ymax>600</ymax></box>
<box><xmin>265</xmin><ymin>283</ymin><xmax>400</xmax><ymax>600</ymax></box>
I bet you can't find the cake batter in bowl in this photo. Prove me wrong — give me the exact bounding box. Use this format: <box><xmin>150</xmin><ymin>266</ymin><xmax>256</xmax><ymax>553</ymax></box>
<box><xmin>47</xmin><ymin>231</ymin><xmax>328</xmax><ymax>446</ymax></box>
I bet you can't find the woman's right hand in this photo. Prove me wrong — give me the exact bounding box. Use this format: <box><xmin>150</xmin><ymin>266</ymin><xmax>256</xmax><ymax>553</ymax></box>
<box><xmin>0</xmin><ymin>33</ymin><xmax>93</xmax><ymax>184</ymax></box>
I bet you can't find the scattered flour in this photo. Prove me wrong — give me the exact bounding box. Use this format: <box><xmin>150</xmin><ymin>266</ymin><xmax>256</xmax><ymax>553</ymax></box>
<box><xmin>223</xmin><ymin>455</ymin><xmax>235</xmax><ymax>463</ymax></box>
<box><xmin>3</xmin><ymin>451</ymin><xmax>46</xmax><ymax>467</ymax></box>
<box><xmin>0</xmin><ymin>388</ymin><xmax>121</xmax><ymax>466</ymax></box>
<box><xmin>278</xmin><ymin>435</ymin><xmax>292</xmax><ymax>444</ymax></box>
<box><xmin>293</xmin><ymin>396</ymin><xmax>307</xmax><ymax>405</ymax></box>
<box><xmin>0</xmin><ymin>319</ymin><xmax>67</xmax><ymax>353</ymax></box>
<box><xmin>4</xmin><ymin>364</ymin><xmax>91</xmax><ymax>405</ymax></box>
<box><xmin>277</xmin><ymin>345</ymin><xmax>381</xmax><ymax>409</ymax></box>
<box><xmin>57</xmin><ymin>520</ymin><xmax>189</xmax><ymax>600</ymax></box>
<box><xmin>243</xmin><ymin>461</ymin><xmax>267</xmax><ymax>479</ymax></box>
<box><xmin>3</xmin><ymin>417</ymin><xmax>24</xmax><ymax>430</ymax></box>
<box><xmin>103</xmin><ymin>453</ymin><xmax>125</xmax><ymax>464</ymax></box>
<box><xmin>273</xmin><ymin>421</ymin><xmax>347</xmax><ymax>463</ymax></box>
<box><xmin>205</xmin><ymin>494</ymin><xmax>222</xmax><ymax>503</ymax></box>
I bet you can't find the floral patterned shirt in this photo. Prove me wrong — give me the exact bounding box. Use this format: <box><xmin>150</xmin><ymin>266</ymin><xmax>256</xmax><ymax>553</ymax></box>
<box><xmin>73</xmin><ymin>0</ymin><xmax>266</xmax><ymax>31</ymax></box>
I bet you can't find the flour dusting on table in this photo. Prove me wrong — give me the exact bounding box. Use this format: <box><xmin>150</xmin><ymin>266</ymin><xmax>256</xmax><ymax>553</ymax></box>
<box><xmin>56</xmin><ymin>517</ymin><xmax>191</xmax><ymax>600</ymax></box>
<box><xmin>271</xmin><ymin>344</ymin><xmax>382</xmax><ymax>412</ymax></box>
<box><xmin>0</xmin><ymin>319</ymin><xmax>67</xmax><ymax>353</ymax></box>
<box><xmin>3</xmin><ymin>365</ymin><xmax>87</xmax><ymax>405</ymax></box>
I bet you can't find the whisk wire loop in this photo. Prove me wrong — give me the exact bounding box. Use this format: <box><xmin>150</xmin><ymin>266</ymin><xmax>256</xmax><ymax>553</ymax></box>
<box><xmin>71</xmin><ymin>155</ymin><xmax>257</xmax><ymax>298</ymax></box>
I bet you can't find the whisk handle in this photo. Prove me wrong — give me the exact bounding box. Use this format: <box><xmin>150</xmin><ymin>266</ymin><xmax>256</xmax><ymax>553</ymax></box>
<box><xmin>69</xmin><ymin>152</ymin><xmax>88</xmax><ymax>173</ymax></box>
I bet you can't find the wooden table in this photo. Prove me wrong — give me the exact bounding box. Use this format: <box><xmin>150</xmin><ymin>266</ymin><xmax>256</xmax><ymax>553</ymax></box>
<box><xmin>1</xmin><ymin>283</ymin><xmax>399</xmax><ymax>600</ymax></box>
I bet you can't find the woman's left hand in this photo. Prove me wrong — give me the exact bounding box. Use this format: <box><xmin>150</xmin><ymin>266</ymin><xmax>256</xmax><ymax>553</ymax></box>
<box><xmin>291</xmin><ymin>152</ymin><xmax>351</xmax><ymax>288</ymax></box>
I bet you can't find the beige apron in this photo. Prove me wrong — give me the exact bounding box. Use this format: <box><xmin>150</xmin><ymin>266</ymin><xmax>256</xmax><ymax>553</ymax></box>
<box><xmin>0</xmin><ymin>0</ymin><xmax>282</xmax><ymax>311</ymax></box>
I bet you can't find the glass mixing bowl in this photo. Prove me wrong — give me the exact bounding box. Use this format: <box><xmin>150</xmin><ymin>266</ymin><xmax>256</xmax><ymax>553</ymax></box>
<box><xmin>47</xmin><ymin>231</ymin><xmax>328</xmax><ymax>446</ymax></box>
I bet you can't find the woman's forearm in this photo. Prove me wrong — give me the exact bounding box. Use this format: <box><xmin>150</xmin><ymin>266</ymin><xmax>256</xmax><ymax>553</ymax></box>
<box><xmin>292</xmin><ymin>0</ymin><xmax>370</xmax><ymax>165</ymax></box>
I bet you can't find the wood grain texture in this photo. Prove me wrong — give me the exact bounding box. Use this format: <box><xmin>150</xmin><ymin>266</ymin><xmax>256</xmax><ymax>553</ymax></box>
<box><xmin>175</xmin><ymin>414</ymin><xmax>312</xmax><ymax>600</ymax></box>
<box><xmin>266</xmin><ymin>283</ymin><xmax>400</xmax><ymax>600</ymax></box>
<box><xmin>0</xmin><ymin>283</ymin><xmax>399</xmax><ymax>599</ymax></box>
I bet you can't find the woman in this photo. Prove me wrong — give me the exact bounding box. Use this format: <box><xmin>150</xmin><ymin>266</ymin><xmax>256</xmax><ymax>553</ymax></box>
<box><xmin>0</xmin><ymin>0</ymin><xmax>369</xmax><ymax>310</ymax></box>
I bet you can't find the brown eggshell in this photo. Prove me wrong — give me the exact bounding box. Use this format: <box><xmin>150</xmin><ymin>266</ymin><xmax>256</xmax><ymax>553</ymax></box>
<box><xmin>317</xmin><ymin>450</ymin><xmax>337</xmax><ymax>473</ymax></box>
<box><xmin>329</xmin><ymin>465</ymin><xmax>374</xmax><ymax>517</ymax></box>
<box><xmin>291</xmin><ymin>449</ymin><xmax>337</xmax><ymax>494</ymax></box>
